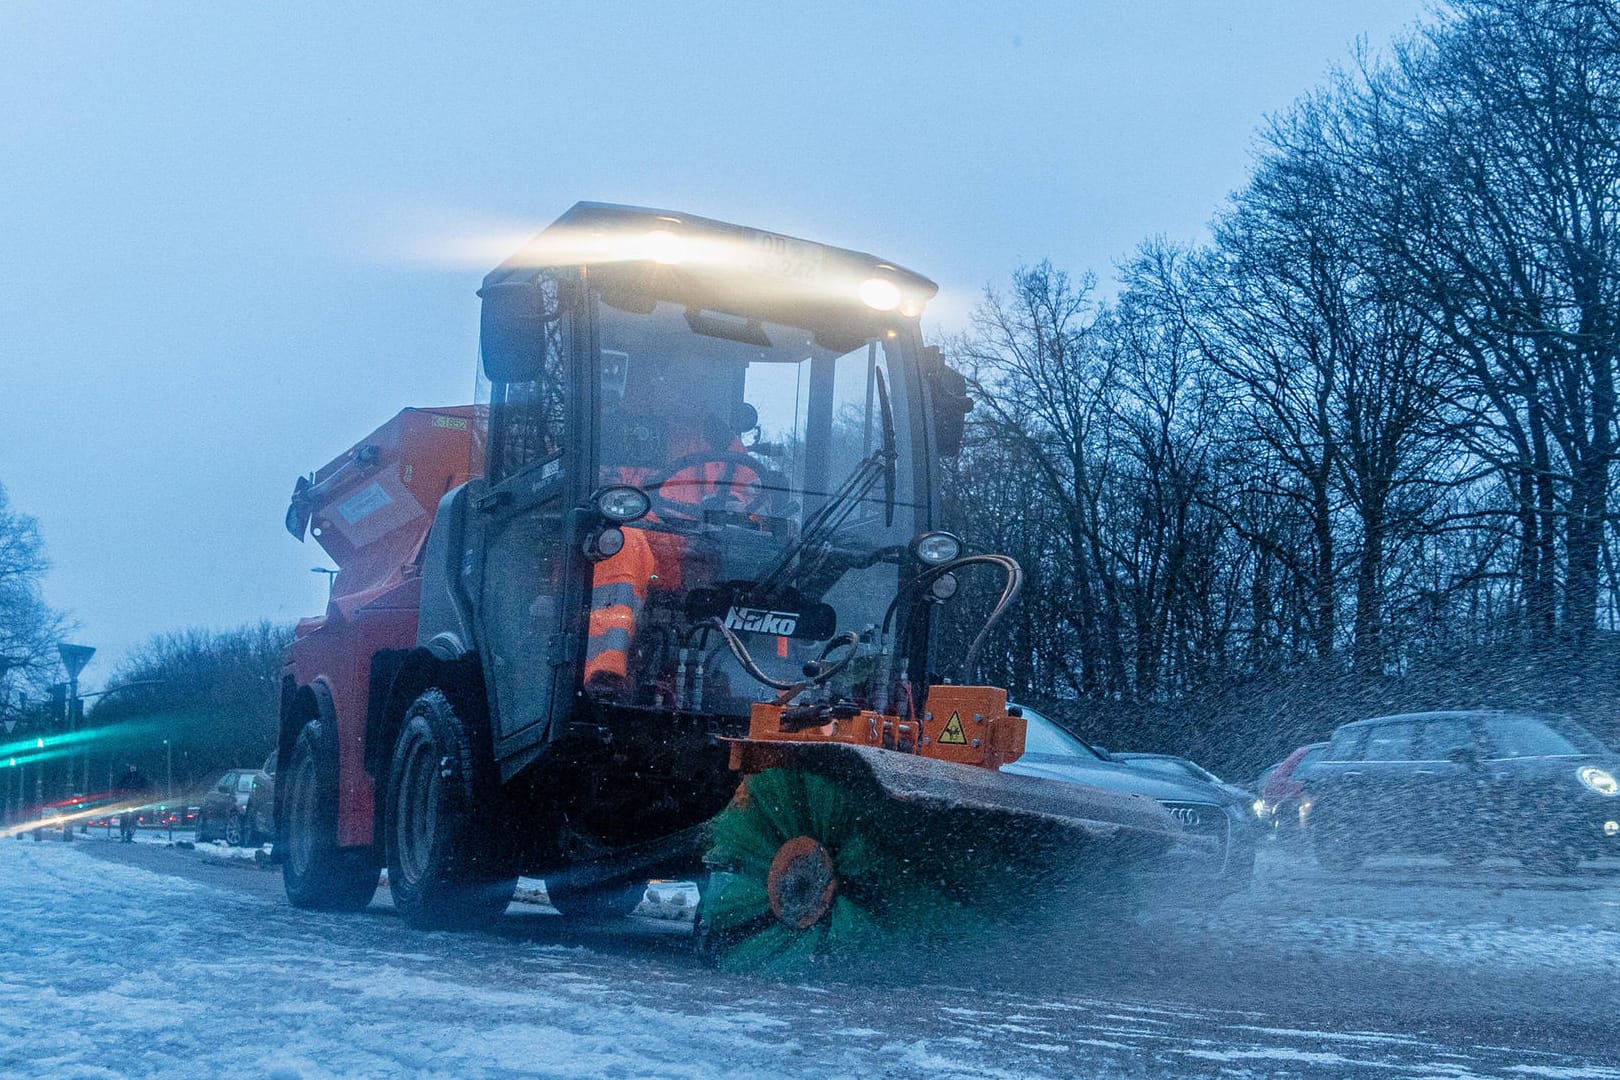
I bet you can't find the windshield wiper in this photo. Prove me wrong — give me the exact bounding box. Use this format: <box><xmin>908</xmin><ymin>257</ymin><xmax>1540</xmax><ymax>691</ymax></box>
<box><xmin>757</xmin><ymin>369</ymin><xmax>898</xmax><ymax>598</ymax></box>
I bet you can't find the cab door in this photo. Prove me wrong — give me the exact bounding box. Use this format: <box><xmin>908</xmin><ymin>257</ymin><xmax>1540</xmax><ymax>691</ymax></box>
<box><xmin>477</xmin><ymin>456</ymin><xmax>568</xmax><ymax>763</ymax></box>
<box><xmin>472</xmin><ymin>272</ymin><xmax>584</xmax><ymax>770</ymax></box>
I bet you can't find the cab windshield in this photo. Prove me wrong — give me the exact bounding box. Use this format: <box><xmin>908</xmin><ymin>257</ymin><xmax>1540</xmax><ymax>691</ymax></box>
<box><xmin>586</xmin><ymin>293</ymin><xmax>924</xmax><ymax>717</ymax></box>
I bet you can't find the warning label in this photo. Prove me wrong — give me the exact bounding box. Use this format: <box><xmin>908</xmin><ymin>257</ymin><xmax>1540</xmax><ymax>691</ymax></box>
<box><xmin>939</xmin><ymin>711</ymin><xmax>968</xmax><ymax>745</ymax></box>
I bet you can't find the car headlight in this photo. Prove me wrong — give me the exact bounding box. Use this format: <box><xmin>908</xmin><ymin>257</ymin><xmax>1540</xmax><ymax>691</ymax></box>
<box><xmin>1577</xmin><ymin>766</ymin><xmax>1619</xmax><ymax>796</ymax></box>
<box><xmin>1252</xmin><ymin>799</ymin><xmax>1268</xmax><ymax>819</ymax></box>
<box><xmin>912</xmin><ymin>531</ymin><xmax>962</xmax><ymax>565</ymax></box>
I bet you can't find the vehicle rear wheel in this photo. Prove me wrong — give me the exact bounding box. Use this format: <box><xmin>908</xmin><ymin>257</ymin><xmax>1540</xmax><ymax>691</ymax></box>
<box><xmin>385</xmin><ymin>689</ymin><xmax>516</xmax><ymax>930</ymax></box>
<box><xmin>224</xmin><ymin>813</ymin><xmax>244</xmax><ymax>847</ymax></box>
<box><xmin>546</xmin><ymin>881</ymin><xmax>646</xmax><ymax>920</ymax></box>
<box><xmin>282</xmin><ymin>720</ymin><xmax>380</xmax><ymax>911</ymax></box>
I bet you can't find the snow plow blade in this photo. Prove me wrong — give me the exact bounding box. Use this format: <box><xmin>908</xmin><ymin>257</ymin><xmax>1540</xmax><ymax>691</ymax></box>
<box><xmin>701</xmin><ymin>736</ymin><xmax>1181</xmax><ymax>974</ymax></box>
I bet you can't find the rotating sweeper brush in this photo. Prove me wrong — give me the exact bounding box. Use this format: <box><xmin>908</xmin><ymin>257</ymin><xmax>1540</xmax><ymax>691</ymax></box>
<box><xmin>695</xmin><ymin>688</ymin><xmax>1180</xmax><ymax>975</ymax></box>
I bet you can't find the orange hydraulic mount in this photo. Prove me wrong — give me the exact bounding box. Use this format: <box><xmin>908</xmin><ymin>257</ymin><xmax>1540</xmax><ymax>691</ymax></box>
<box><xmin>729</xmin><ymin>684</ymin><xmax>1027</xmax><ymax>774</ymax></box>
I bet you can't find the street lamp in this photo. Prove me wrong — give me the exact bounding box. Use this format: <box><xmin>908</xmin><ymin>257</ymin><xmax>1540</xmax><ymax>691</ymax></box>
<box><xmin>311</xmin><ymin>567</ymin><xmax>338</xmax><ymax>596</ymax></box>
<box><xmin>56</xmin><ymin>644</ymin><xmax>94</xmax><ymax>840</ymax></box>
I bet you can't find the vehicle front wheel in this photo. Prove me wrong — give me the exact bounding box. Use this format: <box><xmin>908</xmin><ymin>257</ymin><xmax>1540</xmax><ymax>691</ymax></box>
<box><xmin>282</xmin><ymin>719</ymin><xmax>380</xmax><ymax>911</ymax></box>
<box><xmin>385</xmin><ymin>689</ymin><xmax>516</xmax><ymax>930</ymax></box>
<box><xmin>225</xmin><ymin>813</ymin><xmax>244</xmax><ymax>847</ymax></box>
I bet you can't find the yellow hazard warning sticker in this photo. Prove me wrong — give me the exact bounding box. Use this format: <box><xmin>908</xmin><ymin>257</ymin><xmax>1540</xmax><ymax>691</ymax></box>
<box><xmin>939</xmin><ymin>711</ymin><xmax>968</xmax><ymax>745</ymax></box>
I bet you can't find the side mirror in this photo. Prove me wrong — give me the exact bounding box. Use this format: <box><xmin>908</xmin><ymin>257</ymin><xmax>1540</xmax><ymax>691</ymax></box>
<box><xmin>478</xmin><ymin>279</ymin><xmax>555</xmax><ymax>383</ymax></box>
<box><xmin>921</xmin><ymin>346</ymin><xmax>972</xmax><ymax>457</ymax></box>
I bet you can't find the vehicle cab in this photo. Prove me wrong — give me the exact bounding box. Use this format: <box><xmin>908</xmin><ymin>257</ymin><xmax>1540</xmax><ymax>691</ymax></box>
<box><xmin>425</xmin><ymin>203</ymin><xmax>975</xmax><ymax>776</ymax></box>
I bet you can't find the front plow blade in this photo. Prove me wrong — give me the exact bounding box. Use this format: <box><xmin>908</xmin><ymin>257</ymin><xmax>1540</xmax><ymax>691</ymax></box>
<box><xmin>699</xmin><ymin>743</ymin><xmax>1180</xmax><ymax>975</ymax></box>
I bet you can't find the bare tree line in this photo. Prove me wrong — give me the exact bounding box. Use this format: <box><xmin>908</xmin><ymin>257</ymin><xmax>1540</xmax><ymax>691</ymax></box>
<box><xmin>942</xmin><ymin>0</ymin><xmax>1620</xmax><ymax>749</ymax></box>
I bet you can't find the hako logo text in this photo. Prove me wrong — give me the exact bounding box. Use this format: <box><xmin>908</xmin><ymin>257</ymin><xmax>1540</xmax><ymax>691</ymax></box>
<box><xmin>723</xmin><ymin>606</ymin><xmax>799</xmax><ymax>635</ymax></box>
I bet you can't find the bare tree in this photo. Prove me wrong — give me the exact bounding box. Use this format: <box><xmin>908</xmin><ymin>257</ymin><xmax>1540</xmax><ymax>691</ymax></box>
<box><xmin>0</xmin><ymin>482</ymin><xmax>66</xmax><ymax>703</ymax></box>
<box><xmin>1337</xmin><ymin>0</ymin><xmax>1620</xmax><ymax>640</ymax></box>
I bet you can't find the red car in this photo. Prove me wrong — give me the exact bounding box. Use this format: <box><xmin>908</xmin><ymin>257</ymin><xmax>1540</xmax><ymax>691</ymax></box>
<box><xmin>1255</xmin><ymin>742</ymin><xmax>1328</xmax><ymax>833</ymax></box>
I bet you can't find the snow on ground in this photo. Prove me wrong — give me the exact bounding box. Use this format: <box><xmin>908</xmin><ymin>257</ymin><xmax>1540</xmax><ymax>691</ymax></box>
<box><xmin>1158</xmin><ymin>845</ymin><xmax>1620</xmax><ymax>976</ymax></box>
<box><xmin>2</xmin><ymin>839</ymin><xmax>1617</xmax><ymax>1079</ymax></box>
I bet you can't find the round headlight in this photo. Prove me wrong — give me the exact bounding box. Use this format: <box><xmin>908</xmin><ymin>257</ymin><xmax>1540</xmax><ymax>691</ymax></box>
<box><xmin>640</xmin><ymin>229</ymin><xmax>686</xmax><ymax>265</ymax></box>
<box><xmin>594</xmin><ymin>485</ymin><xmax>650</xmax><ymax>523</ymax></box>
<box><xmin>912</xmin><ymin>531</ymin><xmax>962</xmax><ymax>566</ymax></box>
<box><xmin>1577</xmin><ymin>766</ymin><xmax>1619</xmax><ymax>796</ymax></box>
<box><xmin>594</xmin><ymin>527</ymin><xmax>625</xmax><ymax>558</ymax></box>
<box><xmin>929</xmin><ymin>572</ymin><xmax>959</xmax><ymax>600</ymax></box>
<box><xmin>859</xmin><ymin>277</ymin><xmax>902</xmax><ymax>311</ymax></box>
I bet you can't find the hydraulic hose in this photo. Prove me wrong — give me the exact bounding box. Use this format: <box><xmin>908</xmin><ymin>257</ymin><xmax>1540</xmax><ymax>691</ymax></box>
<box><xmin>705</xmin><ymin>617</ymin><xmax>860</xmax><ymax>700</ymax></box>
<box><xmin>883</xmin><ymin>554</ymin><xmax>1023</xmax><ymax>684</ymax></box>
<box><xmin>961</xmin><ymin>555</ymin><xmax>1022</xmax><ymax>682</ymax></box>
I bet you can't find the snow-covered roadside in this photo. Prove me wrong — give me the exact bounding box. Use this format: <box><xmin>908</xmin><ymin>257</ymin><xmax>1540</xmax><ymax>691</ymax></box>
<box><xmin>4</xmin><ymin>841</ymin><xmax>1617</xmax><ymax>1080</ymax></box>
<box><xmin>1156</xmin><ymin>849</ymin><xmax>1620</xmax><ymax>976</ymax></box>
<box><xmin>0</xmin><ymin>843</ymin><xmax>924</xmax><ymax>1079</ymax></box>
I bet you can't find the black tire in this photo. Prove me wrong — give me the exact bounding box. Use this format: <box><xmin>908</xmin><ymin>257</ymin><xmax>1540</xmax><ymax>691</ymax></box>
<box><xmin>384</xmin><ymin>689</ymin><xmax>516</xmax><ymax>930</ymax></box>
<box><xmin>547</xmin><ymin>881</ymin><xmax>646</xmax><ymax>920</ymax></box>
<box><xmin>225</xmin><ymin>813</ymin><xmax>244</xmax><ymax>847</ymax></box>
<box><xmin>281</xmin><ymin>719</ymin><xmax>380</xmax><ymax>911</ymax></box>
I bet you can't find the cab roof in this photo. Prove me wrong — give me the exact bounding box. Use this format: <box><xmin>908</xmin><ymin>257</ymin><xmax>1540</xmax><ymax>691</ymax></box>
<box><xmin>482</xmin><ymin>201</ymin><xmax>939</xmax><ymax>303</ymax></box>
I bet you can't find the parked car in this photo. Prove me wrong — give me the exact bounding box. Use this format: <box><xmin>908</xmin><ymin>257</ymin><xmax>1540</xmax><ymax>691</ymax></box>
<box><xmin>157</xmin><ymin>805</ymin><xmax>200</xmax><ymax>829</ymax></box>
<box><xmin>197</xmin><ymin>765</ymin><xmax>273</xmax><ymax>846</ymax></box>
<box><xmin>1002</xmin><ymin>706</ymin><xmax>1257</xmax><ymax>899</ymax></box>
<box><xmin>246</xmin><ymin>752</ymin><xmax>275</xmax><ymax>840</ymax></box>
<box><xmin>1306</xmin><ymin>710</ymin><xmax>1620</xmax><ymax>874</ymax></box>
<box><xmin>1110</xmin><ymin>752</ymin><xmax>1252</xmax><ymax>805</ymax></box>
<box><xmin>1254</xmin><ymin>741</ymin><xmax>1329</xmax><ymax>833</ymax></box>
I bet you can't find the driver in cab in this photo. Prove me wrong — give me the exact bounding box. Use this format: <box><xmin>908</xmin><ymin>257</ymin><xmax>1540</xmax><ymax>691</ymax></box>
<box><xmin>585</xmin><ymin>353</ymin><xmax>762</xmax><ymax>699</ymax></box>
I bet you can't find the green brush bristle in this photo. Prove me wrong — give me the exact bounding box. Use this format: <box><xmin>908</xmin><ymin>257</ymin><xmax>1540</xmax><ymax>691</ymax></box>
<box><xmin>702</xmin><ymin>768</ymin><xmax>970</xmax><ymax>975</ymax></box>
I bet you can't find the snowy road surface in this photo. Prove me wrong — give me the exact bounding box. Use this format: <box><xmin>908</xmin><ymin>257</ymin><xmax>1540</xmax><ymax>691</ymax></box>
<box><xmin>1</xmin><ymin>836</ymin><xmax>1617</xmax><ymax>1079</ymax></box>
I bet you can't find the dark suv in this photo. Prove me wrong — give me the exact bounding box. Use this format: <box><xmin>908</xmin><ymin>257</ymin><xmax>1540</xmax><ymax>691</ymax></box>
<box><xmin>1307</xmin><ymin>710</ymin><xmax>1620</xmax><ymax>874</ymax></box>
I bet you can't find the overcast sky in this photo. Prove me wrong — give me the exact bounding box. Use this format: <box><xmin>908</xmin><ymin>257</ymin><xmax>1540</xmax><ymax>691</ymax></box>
<box><xmin>0</xmin><ymin>2</ymin><xmax>1430</xmax><ymax>688</ymax></box>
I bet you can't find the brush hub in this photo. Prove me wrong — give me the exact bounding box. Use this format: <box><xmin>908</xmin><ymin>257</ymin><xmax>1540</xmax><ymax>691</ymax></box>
<box><xmin>767</xmin><ymin>835</ymin><xmax>838</xmax><ymax>929</ymax></box>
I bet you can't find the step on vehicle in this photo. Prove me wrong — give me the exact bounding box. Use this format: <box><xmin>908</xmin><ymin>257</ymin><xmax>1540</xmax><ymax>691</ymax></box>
<box><xmin>273</xmin><ymin>202</ymin><xmax>1185</xmax><ymax>971</ymax></box>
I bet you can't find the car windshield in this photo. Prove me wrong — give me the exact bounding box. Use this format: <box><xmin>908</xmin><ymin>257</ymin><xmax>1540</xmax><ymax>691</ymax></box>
<box><xmin>1018</xmin><ymin>708</ymin><xmax>1108</xmax><ymax>759</ymax></box>
<box><xmin>589</xmin><ymin>294</ymin><xmax>924</xmax><ymax>716</ymax></box>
